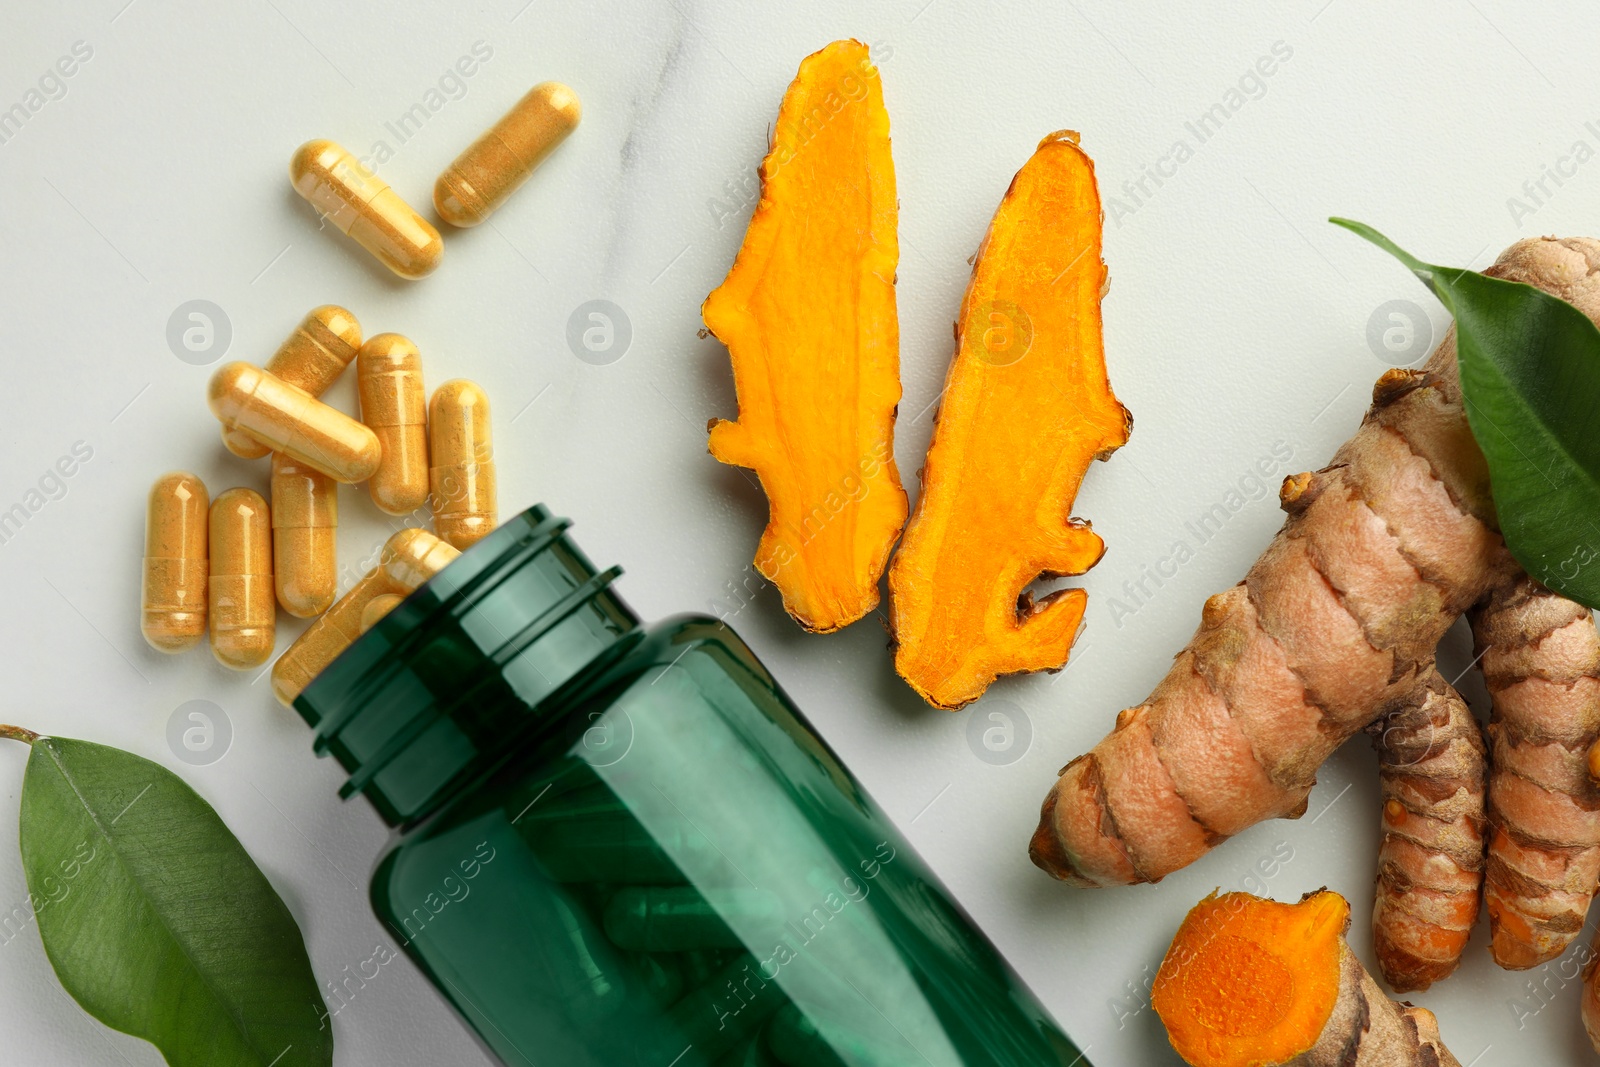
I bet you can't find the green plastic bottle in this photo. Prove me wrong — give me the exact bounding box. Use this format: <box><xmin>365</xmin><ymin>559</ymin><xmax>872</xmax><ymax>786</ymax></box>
<box><xmin>296</xmin><ymin>505</ymin><xmax>1088</xmax><ymax>1067</ymax></box>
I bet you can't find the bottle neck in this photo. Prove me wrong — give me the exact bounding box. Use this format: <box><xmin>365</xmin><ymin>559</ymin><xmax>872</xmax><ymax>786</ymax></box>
<box><xmin>293</xmin><ymin>506</ymin><xmax>641</xmax><ymax>827</ymax></box>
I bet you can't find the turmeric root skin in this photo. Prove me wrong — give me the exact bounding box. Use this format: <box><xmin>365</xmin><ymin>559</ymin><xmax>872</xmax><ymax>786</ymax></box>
<box><xmin>1472</xmin><ymin>573</ymin><xmax>1600</xmax><ymax>970</ymax></box>
<box><xmin>1030</xmin><ymin>337</ymin><xmax>1505</xmax><ymax>883</ymax></box>
<box><xmin>1369</xmin><ymin>670</ymin><xmax>1486</xmax><ymax>992</ymax></box>
<box><xmin>1153</xmin><ymin>890</ymin><xmax>1461</xmax><ymax>1067</ymax></box>
<box><xmin>1583</xmin><ymin>941</ymin><xmax>1600</xmax><ymax>1053</ymax></box>
<box><xmin>1028</xmin><ymin>238</ymin><xmax>1600</xmax><ymax>888</ymax></box>
<box><xmin>1467</xmin><ymin>239</ymin><xmax>1600</xmax><ymax>975</ymax></box>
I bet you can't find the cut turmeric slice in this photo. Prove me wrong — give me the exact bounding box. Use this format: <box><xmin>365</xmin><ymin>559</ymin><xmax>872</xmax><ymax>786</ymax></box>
<box><xmin>702</xmin><ymin>39</ymin><xmax>907</xmax><ymax>633</ymax></box>
<box><xmin>1153</xmin><ymin>890</ymin><xmax>1462</xmax><ymax>1067</ymax></box>
<box><xmin>888</xmin><ymin>131</ymin><xmax>1129</xmax><ymax>709</ymax></box>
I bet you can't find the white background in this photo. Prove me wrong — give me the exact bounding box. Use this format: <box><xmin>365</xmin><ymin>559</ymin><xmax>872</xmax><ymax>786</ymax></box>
<box><xmin>0</xmin><ymin>1</ymin><xmax>1595</xmax><ymax>1064</ymax></box>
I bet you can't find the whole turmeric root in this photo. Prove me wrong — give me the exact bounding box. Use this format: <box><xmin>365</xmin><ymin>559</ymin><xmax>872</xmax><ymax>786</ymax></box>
<box><xmin>1368</xmin><ymin>670</ymin><xmax>1486</xmax><ymax>992</ymax></box>
<box><xmin>1471</xmin><ymin>572</ymin><xmax>1600</xmax><ymax>969</ymax></box>
<box><xmin>1031</xmin><ymin>336</ymin><xmax>1508</xmax><ymax>884</ymax></box>
<box><xmin>1153</xmin><ymin>889</ymin><xmax>1461</xmax><ymax>1067</ymax></box>
<box><xmin>1028</xmin><ymin>237</ymin><xmax>1600</xmax><ymax>887</ymax></box>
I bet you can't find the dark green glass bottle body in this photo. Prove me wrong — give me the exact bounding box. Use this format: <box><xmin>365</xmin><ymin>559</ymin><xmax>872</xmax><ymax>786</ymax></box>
<box><xmin>297</xmin><ymin>507</ymin><xmax>1085</xmax><ymax>1067</ymax></box>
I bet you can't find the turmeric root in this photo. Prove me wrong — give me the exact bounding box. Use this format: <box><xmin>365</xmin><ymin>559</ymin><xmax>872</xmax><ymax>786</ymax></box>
<box><xmin>1028</xmin><ymin>237</ymin><xmax>1600</xmax><ymax>887</ymax></box>
<box><xmin>1031</xmin><ymin>341</ymin><xmax>1507</xmax><ymax>884</ymax></box>
<box><xmin>1583</xmin><ymin>937</ymin><xmax>1600</xmax><ymax>1052</ymax></box>
<box><xmin>1368</xmin><ymin>670</ymin><xmax>1486</xmax><ymax>992</ymax></box>
<box><xmin>702</xmin><ymin>39</ymin><xmax>907</xmax><ymax>634</ymax></box>
<box><xmin>1471</xmin><ymin>571</ymin><xmax>1600</xmax><ymax>969</ymax></box>
<box><xmin>888</xmin><ymin>131</ymin><xmax>1130</xmax><ymax>709</ymax></box>
<box><xmin>1153</xmin><ymin>889</ymin><xmax>1461</xmax><ymax>1067</ymax></box>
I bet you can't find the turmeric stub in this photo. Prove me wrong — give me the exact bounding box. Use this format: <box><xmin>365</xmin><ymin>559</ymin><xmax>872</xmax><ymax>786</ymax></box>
<box><xmin>702</xmin><ymin>39</ymin><xmax>907</xmax><ymax>634</ymax></box>
<box><xmin>888</xmin><ymin>131</ymin><xmax>1129</xmax><ymax>708</ymax></box>
<box><xmin>1153</xmin><ymin>890</ymin><xmax>1462</xmax><ymax>1067</ymax></box>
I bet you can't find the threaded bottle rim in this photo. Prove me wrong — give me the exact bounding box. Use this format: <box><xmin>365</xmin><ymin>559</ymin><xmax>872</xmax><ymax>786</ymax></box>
<box><xmin>295</xmin><ymin>505</ymin><xmax>641</xmax><ymax>825</ymax></box>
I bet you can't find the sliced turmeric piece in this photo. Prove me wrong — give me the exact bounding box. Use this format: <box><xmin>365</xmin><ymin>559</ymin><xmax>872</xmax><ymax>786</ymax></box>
<box><xmin>702</xmin><ymin>39</ymin><xmax>907</xmax><ymax>633</ymax></box>
<box><xmin>1153</xmin><ymin>890</ymin><xmax>1462</xmax><ymax>1067</ymax></box>
<box><xmin>888</xmin><ymin>131</ymin><xmax>1129</xmax><ymax>709</ymax></box>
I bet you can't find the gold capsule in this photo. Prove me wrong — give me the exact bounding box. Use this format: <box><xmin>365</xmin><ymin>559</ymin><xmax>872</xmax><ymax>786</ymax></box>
<box><xmin>381</xmin><ymin>525</ymin><xmax>463</xmax><ymax>590</ymax></box>
<box><xmin>434</xmin><ymin>82</ymin><xmax>582</xmax><ymax>228</ymax></box>
<box><xmin>271</xmin><ymin>528</ymin><xmax>459</xmax><ymax>706</ymax></box>
<box><xmin>208</xmin><ymin>361</ymin><xmax>381</xmax><ymax>483</ymax></box>
<box><xmin>142</xmin><ymin>471</ymin><xmax>208</xmax><ymax>652</ymax></box>
<box><xmin>271</xmin><ymin>453</ymin><xmax>337</xmax><ymax>618</ymax></box>
<box><xmin>223</xmin><ymin>306</ymin><xmax>363</xmax><ymax>459</ymax></box>
<box><xmin>429</xmin><ymin>379</ymin><xmax>497</xmax><ymax>549</ymax></box>
<box><xmin>209</xmin><ymin>487</ymin><xmax>274</xmax><ymax>669</ymax></box>
<box><xmin>358</xmin><ymin>333</ymin><xmax>429</xmax><ymax>515</ymax></box>
<box><xmin>359</xmin><ymin>593</ymin><xmax>405</xmax><ymax>633</ymax></box>
<box><xmin>290</xmin><ymin>140</ymin><xmax>443</xmax><ymax>279</ymax></box>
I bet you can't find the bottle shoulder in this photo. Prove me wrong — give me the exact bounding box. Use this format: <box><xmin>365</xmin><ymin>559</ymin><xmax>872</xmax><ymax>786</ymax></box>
<box><xmin>631</xmin><ymin>613</ymin><xmax>766</xmax><ymax>673</ymax></box>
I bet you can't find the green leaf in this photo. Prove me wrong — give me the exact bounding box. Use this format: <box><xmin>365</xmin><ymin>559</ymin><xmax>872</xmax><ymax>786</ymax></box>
<box><xmin>18</xmin><ymin>736</ymin><xmax>332</xmax><ymax>1067</ymax></box>
<box><xmin>1332</xmin><ymin>218</ymin><xmax>1600</xmax><ymax>609</ymax></box>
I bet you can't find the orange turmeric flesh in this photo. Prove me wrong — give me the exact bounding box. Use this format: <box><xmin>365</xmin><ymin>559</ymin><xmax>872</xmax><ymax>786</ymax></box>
<box><xmin>1155</xmin><ymin>891</ymin><xmax>1345</xmax><ymax>1067</ymax></box>
<box><xmin>702</xmin><ymin>39</ymin><xmax>907</xmax><ymax>633</ymax></box>
<box><xmin>1154</xmin><ymin>890</ymin><xmax>1461</xmax><ymax>1067</ymax></box>
<box><xmin>888</xmin><ymin>131</ymin><xmax>1129</xmax><ymax>709</ymax></box>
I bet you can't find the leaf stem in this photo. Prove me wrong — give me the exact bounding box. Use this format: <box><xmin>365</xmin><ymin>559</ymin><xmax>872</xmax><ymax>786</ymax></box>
<box><xmin>0</xmin><ymin>724</ymin><xmax>40</xmax><ymax>745</ymax></box>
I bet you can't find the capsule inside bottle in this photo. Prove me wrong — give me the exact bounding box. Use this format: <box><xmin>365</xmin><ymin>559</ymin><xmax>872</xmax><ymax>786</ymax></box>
<box><xmin>434</xmin><ymin>81</ymin><xmax>581</xmax><ymax>228</ymax></box>
<box><xmin>208</xmin><ymin>361</ymin><xmax>381</xmax><ymax>483</ymax></box>
<box><xmin>209</xmin><ymin>487</ymin><xmax>274</xmax><ymax>669</ymax></box>
<box><xmin>224</xmin><ymin>305</ymin><xmax>363</xmax><ymax>459</ymax></box>
<box><xmin>142</xmin><ymin>471</ymin><xmax>209</xmax><ymax>652</ymax></box>
<box><xmin>290</xmin><ymin>140</ymin><xmax>443</xmax><ymax>279</ymax></box>
<box><xmin>271</xmin><ymin>453</ymin><xmax>338</xmax><ymax>618</ymax></box>
<box><xmin>271</xmin><ymin>528</ymin><xmax>459</xmax><ymax>706</ymax></box>
<box><xmin>358</xmin><ymin>333</ymin><xmax>430</xmax><ymax>515</ymax></box>
<box><xmin>429</xmin><ymin>379</ymin><xmax>497</xmax><ymax>549</ymax></box>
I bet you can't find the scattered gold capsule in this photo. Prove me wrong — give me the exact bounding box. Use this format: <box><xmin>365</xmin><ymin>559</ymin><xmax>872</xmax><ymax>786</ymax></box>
<box><xmin>209</xmin><ymin>487</ymin><xmax>274</xmax><ymax>669</ymax></box>
<box><xmin>290</xmin><ymin>139</ymin><xmax>443</xmax><ymax>279</ymax></box>
<box><xmin>271</xmin><ymin>528</ymin><xmax>459</xmax><ymax>706</ymax></box>
<box><xmin>223</xmin><ymin>306</ymin><xmax>363</xmax><ymax>459</ymax></box>
<box><xmin>358</xmin><ymin>333</ymin><xmax>429</xmax><ymax>515</ymax></box>
<box><xmin>142</xmin><ymin>471</ymin><xmax>209</xmax><ymax>652</ymax></box>
<box><xmin>434</xmin><ymin>81</ymin><xmax>581</xmax><ymax>228</ymax></box>
<box><xmin>429</xmin><ymin>379</ymin><xmax>496</xmax><ymax>549</ymax></box>
<box><xmin>208</xmin><ymin>361</ymin><xmax>381</xmax><ymax>484</ymax></box>
<box><xmin>271</xmin><ymin>453</ymin><xmax>337</xmax><ymax>618</ymax></box>
<box><xmin>360</xmin><ymin>593</ymin><xmax>405</xmax><ymax>633</ymax></box>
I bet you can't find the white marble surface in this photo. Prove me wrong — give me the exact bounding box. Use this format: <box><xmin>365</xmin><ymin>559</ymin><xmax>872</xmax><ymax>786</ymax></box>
<box><xmin>1</xmin><ymin>0</ymin><xmax>1596</xmax><ymax>1063</ymax></box>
